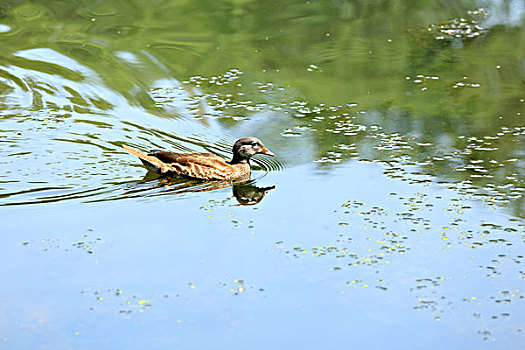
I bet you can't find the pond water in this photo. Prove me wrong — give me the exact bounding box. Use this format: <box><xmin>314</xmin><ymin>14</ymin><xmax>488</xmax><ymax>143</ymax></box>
<box><xmin>1</xmin><ymin>0</ymin><xmax>524</xmax><ymax>348</ymax></box>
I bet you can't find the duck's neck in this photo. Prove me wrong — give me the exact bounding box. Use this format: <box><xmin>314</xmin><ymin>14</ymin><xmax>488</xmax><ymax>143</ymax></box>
<box><xmin>231</xmin><ymin>154</ymin><xmax>250</xmax><ymax>165</ymax></box>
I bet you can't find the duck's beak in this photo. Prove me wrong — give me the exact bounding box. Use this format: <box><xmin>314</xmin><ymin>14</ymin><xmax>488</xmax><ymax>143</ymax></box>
<box><xmin>260</xmin><ymin>146</ymin><xmax>275</xmax><ymax>157</ymax></box>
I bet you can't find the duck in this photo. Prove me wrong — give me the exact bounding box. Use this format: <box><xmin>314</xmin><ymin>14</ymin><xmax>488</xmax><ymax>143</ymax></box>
<box><xmin>123</xmin><ymin>136</ymin><xmax>275</xmax><ymax>181</ymax></box>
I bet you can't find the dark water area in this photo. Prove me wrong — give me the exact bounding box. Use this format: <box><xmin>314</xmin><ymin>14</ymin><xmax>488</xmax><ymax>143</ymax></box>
<box><xmin>0</xmin><ymin>0</ymin><xmax>524</xmax><ymax>348</ymax></box>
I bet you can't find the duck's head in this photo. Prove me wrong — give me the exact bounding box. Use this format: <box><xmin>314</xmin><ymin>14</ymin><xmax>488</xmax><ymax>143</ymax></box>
<box><xmin>231</xmin><ymin>137</ymin><xmax>275</xmax><ymax>164</ymax></box>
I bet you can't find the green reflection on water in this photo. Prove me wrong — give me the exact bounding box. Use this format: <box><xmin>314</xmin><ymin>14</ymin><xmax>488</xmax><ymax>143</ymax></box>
<box><xmin>0</xmin><ymin>0</ymin><xmax>523</xmax><ymax>215</ymax></box>
<box><xmin>0</xmin><ymin>1</ymin><xmax>523</xmax><ymax>213</ymax></box>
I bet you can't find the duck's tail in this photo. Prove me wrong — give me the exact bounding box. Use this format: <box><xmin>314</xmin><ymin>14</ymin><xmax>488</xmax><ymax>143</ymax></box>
<box><xmin>122</xmin><ymin>145</ymin><xmax>170</xmax><ymax>174</ymax></box>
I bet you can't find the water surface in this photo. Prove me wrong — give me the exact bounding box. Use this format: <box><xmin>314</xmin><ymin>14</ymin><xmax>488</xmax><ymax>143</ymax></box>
<box><xmin>0</xmin><ymin>0</ymin><xmax>524</xmax><ymax>348</ymax></box>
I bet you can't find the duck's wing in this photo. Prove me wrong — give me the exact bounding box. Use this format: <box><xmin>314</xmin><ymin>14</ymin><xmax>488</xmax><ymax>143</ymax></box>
<box><xmin>149</xmin><ymin>151</ymin><xmax>220</xmax><ymax>163</ymax></box>
<box><xmin>152</xmin><ymin>152</ymin><xmax>240</xmax><ymax>180</ymax></box>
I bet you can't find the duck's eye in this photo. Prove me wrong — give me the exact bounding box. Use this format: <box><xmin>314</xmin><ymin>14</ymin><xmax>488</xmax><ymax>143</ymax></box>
<box><xmin>251</xmin><ymin>142</ymin><xmax>258</xmax><ymax>147</ymax></box>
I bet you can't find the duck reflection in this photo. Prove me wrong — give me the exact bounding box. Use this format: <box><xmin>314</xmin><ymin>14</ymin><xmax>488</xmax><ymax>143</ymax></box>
<box><xmin>140</xmin><ymin>171</ymin><xmax>275</xmax><ymax>205</ymax></box>
<box><xmin>232</xmin><ymin>181</ymin><xmax>275</xmax><ymax>205</ymax></box>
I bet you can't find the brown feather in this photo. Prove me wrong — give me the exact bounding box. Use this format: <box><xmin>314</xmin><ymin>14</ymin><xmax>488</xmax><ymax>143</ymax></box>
<box><xmin>124</xmin><ymin>145</ymin><xmax>251</xmax><ymax>180</ymax></box>
<box><xmin>122</xmin><ymin>145</ymin><xmax>171</xmax><ymax>174</ymax></box>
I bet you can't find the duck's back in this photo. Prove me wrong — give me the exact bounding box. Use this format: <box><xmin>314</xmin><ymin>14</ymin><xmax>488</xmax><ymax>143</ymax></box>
<box><xmin>151</xmin><ymin>151</ymin><xmax>250</xmax><ymax>180</ymax></box>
